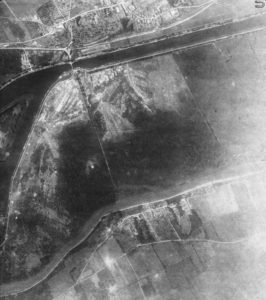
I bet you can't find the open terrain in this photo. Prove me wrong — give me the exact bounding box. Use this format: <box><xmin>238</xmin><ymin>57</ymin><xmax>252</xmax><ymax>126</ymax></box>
<box><xmin>1</xmin><ymin>1</ymin><xmax>266</xmax><ymax>299</ymax></box>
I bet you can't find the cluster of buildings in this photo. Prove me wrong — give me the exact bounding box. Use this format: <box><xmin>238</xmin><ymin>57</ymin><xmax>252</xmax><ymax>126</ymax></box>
<box><xmin>26</xmin><ymin>170</ymin><xmax>265</xmax><ymax>300</ymax></box>
<box><xmin>73</xmin><ymin>7</ymin><xmax>124</xmax><ymax>46</ymax></box>
<box><xmin>72</xmin><ymin>0</ymin><xmax>189</xmax><ymax>47</ymax></box>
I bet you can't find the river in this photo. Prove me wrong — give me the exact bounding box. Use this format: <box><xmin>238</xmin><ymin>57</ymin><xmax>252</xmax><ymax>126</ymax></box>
<box><xmin>0</xmin><ymin>12</ymin><xmax>265</xmax><ymax>245</ymax></box>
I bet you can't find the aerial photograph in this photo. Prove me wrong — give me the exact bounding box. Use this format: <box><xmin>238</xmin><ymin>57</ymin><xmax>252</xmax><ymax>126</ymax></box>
<box><xmin>0</xmin><ymin>0</ymin><xmax>266</xmax><ymax>299</ymax></box>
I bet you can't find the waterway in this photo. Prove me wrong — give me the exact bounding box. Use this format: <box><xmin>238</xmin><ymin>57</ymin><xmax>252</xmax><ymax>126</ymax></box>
<box><xmin>0</xmin><ymin>66</ymin><xmax>70</xmax><ymax>244</ymax></box>
<box><xmin>0</xmin><ymin>12</ymin><xmax>266</xmax><ymax>296</ymax></box>
<box><xmin>0</xmin><ymin>10</ymin><xmax>265</xmax><ymax>248</ymax></box>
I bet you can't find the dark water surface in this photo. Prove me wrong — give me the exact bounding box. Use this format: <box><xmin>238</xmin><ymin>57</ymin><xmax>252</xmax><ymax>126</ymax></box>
<box><xmin>0</xmin><ymin>12</ymin><xmax>262</xmax><ymax>243</ymax></box>
<box><xmin>0</xmin><ymin>65</ymin><xmax>70</xmax><ymax>243</ymax></box>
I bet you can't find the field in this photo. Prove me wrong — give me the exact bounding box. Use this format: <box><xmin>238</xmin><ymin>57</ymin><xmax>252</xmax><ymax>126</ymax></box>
<box><xmin>0</xmin><ymin>52</ymin><xmax>222</xmax><ymax>284</ymax></box>
<box><xmin>1</xmin><ymin>26</ymin><xmax>266</xmax><ymax>298</ymax></box>
<box><xmin>5</xmin><ymin>171</ymin><xmax>266</xmax><ymax>300</ymax></box>
<box><xmin>85</xmin><ymin>55</ymin><xmax>221</xmax><ymax>202</ymax></box>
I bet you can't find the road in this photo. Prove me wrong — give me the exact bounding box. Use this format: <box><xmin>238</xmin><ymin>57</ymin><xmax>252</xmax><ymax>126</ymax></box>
<box><xmin>74</xmin><ymin>13</ymin><xmax>266</xmax><ymax>68</ymax></box>
<box><xmin>0</xmin><ymin>167</ymin><xmax>264</xmax><ymax>297</ymax></box>
<box><xmin>0</xmin><ymin>12</ymin><xmax>266</xmax><ymax>296</ymax></box>
<box><xmin>2</xmin><ymin>12</ymin><xmax>266</xmax><ymax>105</ymax></box>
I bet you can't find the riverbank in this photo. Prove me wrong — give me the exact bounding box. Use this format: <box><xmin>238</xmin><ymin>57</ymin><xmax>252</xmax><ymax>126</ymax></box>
<box><xmin>1</xmin><ymin>11</ymin><xmax>266</xmax><ymax>296</ymax></box>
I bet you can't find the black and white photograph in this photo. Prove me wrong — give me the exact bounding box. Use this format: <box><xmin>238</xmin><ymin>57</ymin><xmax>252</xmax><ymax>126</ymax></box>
<box><xmin>0</xmin><ymin>1</ymin><xmax>266</xmax><ymax>299</ymax></box>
